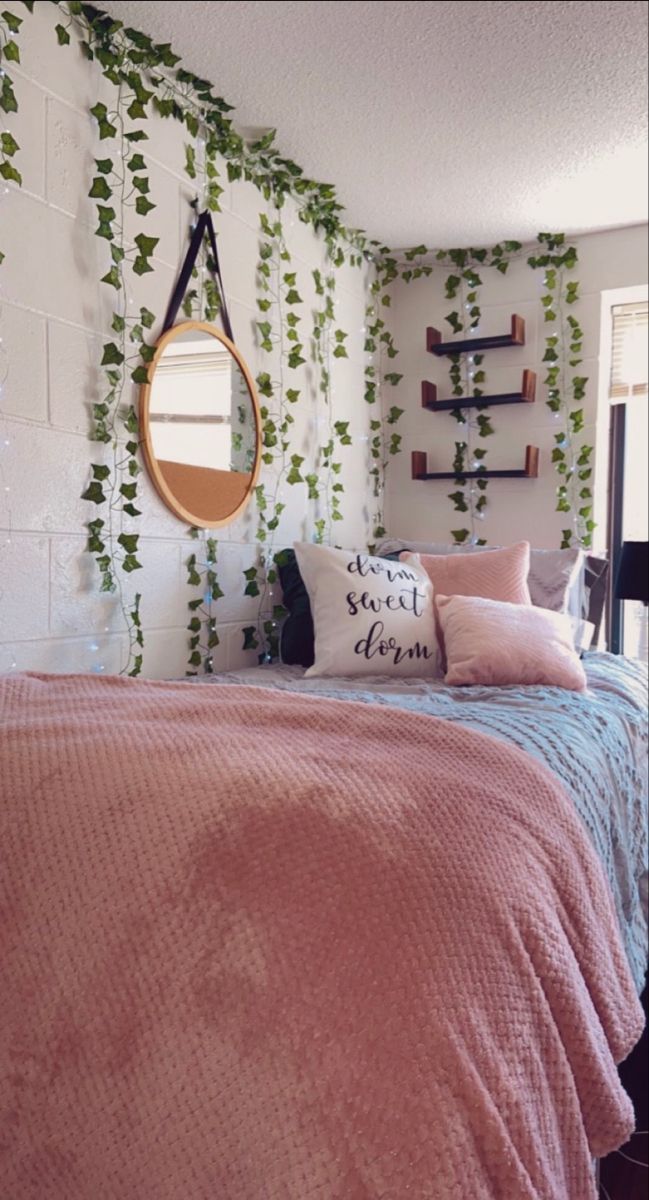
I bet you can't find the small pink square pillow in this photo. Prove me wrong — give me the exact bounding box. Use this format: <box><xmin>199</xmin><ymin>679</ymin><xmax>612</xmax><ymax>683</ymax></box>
<box><xmin>436</xmin><ymin>593</ymin><xmax>587</xmax><ymax>691</ymax></box>
<box><xmin>401</xmin><ymin>541</ymin><xmax>532</xmax><ymax>605</ymax></box>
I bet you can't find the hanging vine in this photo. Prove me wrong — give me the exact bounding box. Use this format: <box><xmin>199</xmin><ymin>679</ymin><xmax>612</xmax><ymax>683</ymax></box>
<box><xmin>385</xmin><ymin>234</ymin><xmax>592</xmax><ymax>549</ymax></box>
<box><xmin>528</xmin><ymin>233</ymin><xmax>592</xmax><ymax>548</ymax></box>
<box><xmin>364</xmin><ymin>252</ymin><xmax>406</xmax><ymax>550</ymax></box>
<box><xmin>77</xmin><ymin>51</ymin><xmax>161</xmax><ymax>675</ymax></box>
<box><xmin>5</xmin><ymin>7</ymin><xmax>596</xmax><ymax>685</ymax></box>
<box><xmin>311</xmin><ymin>261</ymin><xmax>353</xmax><ymax>545</ymax></box>
<box><xmin>239</xmin><ymin>210</ymin><xmax>305</xmax><ymax>661</ymax></box>
<box><xmin>181</xmin><ymin>135</ymin><xmax>227</xmax><ymax>676</ymax></box>
<box><xmin>0</xmin><ymin>6</ymin><xmax>23</xmax><ymax>230</ymax></box>
<box><xmin>32</xmin><ymin>0</ymin><xmax>378</xmax><ymax>675</ymax></box>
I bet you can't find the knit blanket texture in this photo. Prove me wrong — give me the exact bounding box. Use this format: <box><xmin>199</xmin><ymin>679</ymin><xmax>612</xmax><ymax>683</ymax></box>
<box><xmin>0</xmin><ymin>672</ymin><xmax>644</xmax><ymax>1199</ymax></box>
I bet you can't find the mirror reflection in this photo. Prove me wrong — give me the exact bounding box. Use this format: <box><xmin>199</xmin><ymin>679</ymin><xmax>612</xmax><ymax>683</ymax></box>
<box><xmin>141</xmin><ymin>322</ymin><xmax>260</xmax><ymax>528</ymax></box>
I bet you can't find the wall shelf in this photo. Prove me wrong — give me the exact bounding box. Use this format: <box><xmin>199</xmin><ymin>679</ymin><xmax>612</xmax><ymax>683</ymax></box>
<box><xmin>411</xmin><ymin>445</ymin><xmax>539</xmax><ymax>481</ymax></box>
<box><xmin>421</xmin><ymin>369</ymin><xmax>536</xmax><ymax>412</ymax></box>
<box><xmin>426</xmin><ymin>314</ymin><xmax>525</xmax><ymax>357</ymax></box>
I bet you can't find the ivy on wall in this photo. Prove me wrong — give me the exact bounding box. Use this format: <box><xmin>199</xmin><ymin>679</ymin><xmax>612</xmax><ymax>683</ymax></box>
<box><xmin>0</xmin><ymin>6</ymin><xmax>23</xmax><ymax>209</ymax></box>
<box><xmin>7</xmin><ymin>0</ymin><xmax>394</xmax><ymax>675</ymax></box>
<box><xmin>528</xmin><ymin>233</ymin><xmax>593</xmax><ymax>548</ymax></box>
<box><xmin>364</xmin><ymin>253</ymin><xmax>405</xmax><ymax>549</ymax></box>
<box><xmin>380</xmin><ymin>234</ymin><xmax>592</xmax><ymax>549</ymax></box>
<box><xmin>1</xmin><ymin>2</ymin><xmax>593</xmax><ymax>679</ymax></box>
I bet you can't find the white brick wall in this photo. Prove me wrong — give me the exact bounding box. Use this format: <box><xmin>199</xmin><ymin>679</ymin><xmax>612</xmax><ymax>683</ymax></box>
<box><xmin>0</xmin><ymin>2</ymin><xmax>374</xmax><ymax>675</ymax></box>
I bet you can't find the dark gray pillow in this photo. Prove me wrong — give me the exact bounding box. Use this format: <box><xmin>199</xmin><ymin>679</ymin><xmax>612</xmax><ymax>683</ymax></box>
<box><xmin>584</xmin><ymin>556</ymin><xmax>608</xmax><ymax>642</ymax></box>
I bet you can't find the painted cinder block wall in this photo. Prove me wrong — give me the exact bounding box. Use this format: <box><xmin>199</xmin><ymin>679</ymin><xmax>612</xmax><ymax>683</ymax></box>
<box><xmin>1</xmin><ymin>6</ymin><xmax>647</xmax><ymax>676</ymax></box>
<box><xmin>384</xmin><ymin>224</ymin><xmax>648</xmax><ymax>550</ymax></box>
<box><xmin>0</xmin><ymin>2</ymin><xmax>374</xmax><ymax>677</ymax></box>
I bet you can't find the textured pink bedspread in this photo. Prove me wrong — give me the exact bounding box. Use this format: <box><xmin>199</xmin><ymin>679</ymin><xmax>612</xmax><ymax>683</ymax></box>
<box><xmin>0</xmin><ymin>673</ymin><xmax>643</xmax><ymax>1199</ymax></box>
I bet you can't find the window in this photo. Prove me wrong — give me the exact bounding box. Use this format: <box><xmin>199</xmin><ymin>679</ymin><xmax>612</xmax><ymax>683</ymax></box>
<box><xmin>606</xmin><ymin>299</ymin><xmax>648</xmax><ymax>659</ymax></box>
<box><xmin>609</xmin><ymin>301</ymin><xmax>648</xmax><ymax>401</ymax></box>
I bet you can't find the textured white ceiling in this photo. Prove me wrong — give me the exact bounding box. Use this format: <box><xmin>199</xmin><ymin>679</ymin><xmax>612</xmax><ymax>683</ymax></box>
<box><xmin>102</xmin><ymin>0</ymin><xmax>648</xmax><ymax>247</ymax></box>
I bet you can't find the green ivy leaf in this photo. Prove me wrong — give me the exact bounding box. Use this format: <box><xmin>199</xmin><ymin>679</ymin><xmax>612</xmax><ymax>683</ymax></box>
<box><xmin>89</xmin><ymin>176</ymin><xmax>111</xmax><ymax>200</ymax></box>
<box><xmin>0</xmin><ymin>130</ymin><xmax>18</xmax><ymax>156</ymax></box>
<box><xmin>135</xmin><ymin>194</ymin><xmax>156</xmax><ymax>216</ymax></box>
<box><xmin>90</xmin><ymin>102</ymin><xmax>117</xmax><ymax>140</ymax></box>
<box><xmin>3</xmin><ymin>39</ymin><xmax>20</xmax><ymax>62</ymax></box>
<box><xmin>101</xmin><ymin>341</ymin><xmax>124</xmax><ymax>366</ymax></box>
<box><xmin>101</xmin><ymin>266</ymin><xmax>120</xmax><ymax>289</ymax></box>
<box><xmin>81</xmin><ymin>480</ymin><xmax>106</xmax><ymax>504</ymax></box>
<box><xmin>134</xmin><ymin>232</ymin><xmax>159</xmax><ymax>257</ymax></box>
<box><xmin>242</xmin><ymin>626</ymin><xmax>258</xmax><ymax>651</ymax></box>
<box><xmin>0</xmin><ymin>159</ymin><xmax>21</xmax><ymax>184</ymax></box>
<box><xmin>2</xmin><ymin>10</ymin><xmax>23</xmax><ymax>33</ymax></box>
<box><xmin>118</xmin><ymin>532</ymin><xmax>139</xmax><ymax>554</ymax></box>
<box><xmin>0</xmin><ymin>73</ymin><xmax>18</xmax><ymax>114</ymax></box>
<box><xmin>55</xmin><ymin>23</ymin><xmax>70</xmax><ymax>45</ymax></box>
<box><xmin>133</xmin><ymin>255</ymin><xmax>154</xmax><ymax>276</ymax></box>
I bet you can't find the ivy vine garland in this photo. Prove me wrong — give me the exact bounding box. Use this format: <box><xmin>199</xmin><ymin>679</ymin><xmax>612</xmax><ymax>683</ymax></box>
<box><xmin>527</xmin><ymin>233</ymin><xmax>593</xmax><ymax>548</ymax></box>
<box><xmin>21</xmin><ymin>0</ymin><xmax>390</xmax><ymax>675</ymax></box>
<box><xmin>385</xmin><ymin>234</ymin><xmax>592</xmax><ymax>549</ymax></box>
<box><xmin>1</xmin><ymin>2</ymin><xmax>593</xmax><ymax>679</ymax></box>
<box><xmin>0</xmin><ymin>6</ymin><xmax>23</xmax><ymax>210</ymax></box>
<box><xmin>364</xmin><ymin>253</ymin><xmax>405</xmax><ymax>548</ymax></box>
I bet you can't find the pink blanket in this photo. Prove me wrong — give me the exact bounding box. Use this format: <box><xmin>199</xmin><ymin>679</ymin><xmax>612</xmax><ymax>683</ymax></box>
<box><xmin>0</xmin><ymin>673</ymin><xmax>643</xmax><ymax>1199</ymax></box>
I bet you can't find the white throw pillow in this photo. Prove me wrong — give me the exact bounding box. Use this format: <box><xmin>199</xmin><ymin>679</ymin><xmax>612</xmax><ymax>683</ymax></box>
<box><xmin>293</xmin><ymin>542</ymin><xmax>441</xmax><ymax>678</ymax></box>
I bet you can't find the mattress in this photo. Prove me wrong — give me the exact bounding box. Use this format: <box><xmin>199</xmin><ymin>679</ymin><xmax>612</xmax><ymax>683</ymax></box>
<box><xmin>201</xmin><ymin>650</ymin><xmax>649</xmax><ymax>992</ymax></box>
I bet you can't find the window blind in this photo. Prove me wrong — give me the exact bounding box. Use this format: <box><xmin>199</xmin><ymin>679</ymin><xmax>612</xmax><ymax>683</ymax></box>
<box><xmin>609</xmin><ymin>300</ymin><xmax>648</xmax><ymax>400</ymax></box>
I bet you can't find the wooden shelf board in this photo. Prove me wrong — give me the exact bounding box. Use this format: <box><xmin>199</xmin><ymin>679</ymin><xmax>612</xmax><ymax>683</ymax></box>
<box><xmin>411</xmin><ymin>445</ymin><xmax>539</xmax><ymax>481</ymax></box>
<box><xmin>426</xmin><ymin>313</ymin><xmax>525</xmax><ymax>357</ymax></box>
<box><xmin>414</xmin><ymin>469</ymin><xmax>532</xmax><ymax>479</ymax></box>
<box><xmin>421</xmin><ymin>370</ymin><xmax>536</xmax><ymax>412</ymax></box>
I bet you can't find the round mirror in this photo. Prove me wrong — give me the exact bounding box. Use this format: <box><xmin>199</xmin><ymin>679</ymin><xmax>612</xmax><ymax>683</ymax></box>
<box><xmin>140</xmin><ymin>321</ymin><xmax>261</xmax><ymax>528</ymax></box>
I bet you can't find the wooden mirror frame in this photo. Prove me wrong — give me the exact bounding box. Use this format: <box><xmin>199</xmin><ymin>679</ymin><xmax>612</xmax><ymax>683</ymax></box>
<box><xmin>140</xmin><ymin>320</ymin><xmax>262</xmax><ymax>529</ymax></box>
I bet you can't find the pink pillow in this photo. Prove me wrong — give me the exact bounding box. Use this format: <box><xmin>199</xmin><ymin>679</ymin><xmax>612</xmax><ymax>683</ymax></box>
<box><xmin>401</xmin><ymin>541</ymin><xmax>531</xmax><ymax>605</ymax></box>
<box><xmin>436</xmin><ymin>594</ymin><xmax>587</xmax><ymax>691</ymax></box>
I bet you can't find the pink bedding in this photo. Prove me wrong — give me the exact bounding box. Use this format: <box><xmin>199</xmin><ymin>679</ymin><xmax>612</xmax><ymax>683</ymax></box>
<box><xmin>0</xmin><ymin>672</ymin><xmax>643</xmax><ymax>1199</ymax></box>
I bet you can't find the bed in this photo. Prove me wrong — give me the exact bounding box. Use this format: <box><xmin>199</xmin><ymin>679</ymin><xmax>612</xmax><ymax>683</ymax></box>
<box><xmin>204</xmin><ymin>650</ymin><xmax>649</xmax><ymax>996</ymax></box>
<box><xmin>0</xmin><ymin>649</ymin><xmax>647</xmax><ymax>1199</ymax></box>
